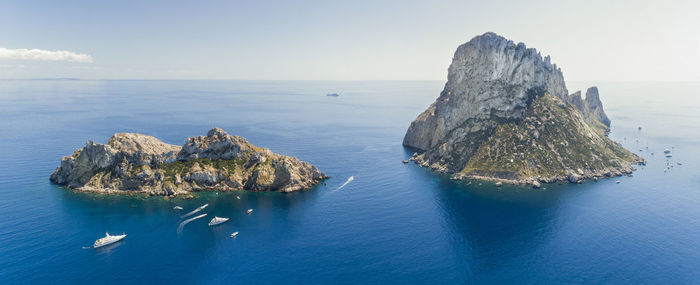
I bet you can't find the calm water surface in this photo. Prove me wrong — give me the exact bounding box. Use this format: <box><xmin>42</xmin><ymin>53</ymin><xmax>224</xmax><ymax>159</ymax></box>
<box><xmin>0</xmin><ymin>80</ymin><xmax>698</xmax><ymax>284</ymax></box>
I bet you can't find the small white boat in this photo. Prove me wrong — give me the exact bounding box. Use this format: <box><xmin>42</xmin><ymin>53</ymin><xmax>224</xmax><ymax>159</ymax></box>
<box><xmin>208</xmin><ymin>216</ymin><xmax>229</xmax><ymax>226</ymax></box>
<box><xmin>93</xmin><ymin>232</ymin><xmax>126</xmax><ymax>248</ymax></box>
<box><xmin>247</xmin><ymin>209</ymin><xmax>253</xmax><ymax>214</ymax></box>
<box><xmin>177</xmin><ymin>214</ymin><xmax>207</xmax><ymax>234</ymax></box>
<box><xmin>334</xmin><ymin>176</ymin><xmax>354</xmax><ymax>191</ymax></box>
<box><xmin>173</xmin><ymin>206</ymin><xmax>183</xmax><ymax>210</ymax></box>
<box><xmin>236</xmin><ymin>196</ymin><xmax>240</xmax><ymax>200</ymax></box>
<box><xmin>181</xmin><ymin>203</ymin><xmax>209</xmax><ymax>219</ymax></box>
<box><xmin>230</xmin><ymin>231</ymin><xmax>239</xmax><ymax>238</ymax></box>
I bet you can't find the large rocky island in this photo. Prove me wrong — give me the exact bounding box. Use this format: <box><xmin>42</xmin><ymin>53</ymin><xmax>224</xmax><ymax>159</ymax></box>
<box><xmin>51</xmin><ymin>128</ymin><xmax>327</xmax><ymax>196</ymax></box>
<box><xmin>403</xmin><ymin>32</ymin><xmax>642</xmax><ymax>185</ymax></box>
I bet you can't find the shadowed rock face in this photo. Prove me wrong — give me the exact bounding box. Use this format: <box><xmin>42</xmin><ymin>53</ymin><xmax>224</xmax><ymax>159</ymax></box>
<box><xmin>568</xmin><ymin>91</ymin><xmax>585</xmax><ymax>111</ymax></box>
<box><xmin>565</xmin><ymin>87</ymin><xmax>610</xmax><ymax>132</ymax></box>
<box><xmin>50</xmin><ymin>128</ymin><xmax>327</xmax><ymax>195</ymax></box>
<box><xmin>403</xmin><ymin>32</ymin><xmax>641</xmax><ymax>184</ymax></box>
<box><xmin>403</xmin><ymin>32</ymin><xmax>568</xmax><ymax>171</ymax></box>
<box><xmin>584</xmin><ymin>87</ymin><xmax>611</xmax><ymax>128</ymax></box>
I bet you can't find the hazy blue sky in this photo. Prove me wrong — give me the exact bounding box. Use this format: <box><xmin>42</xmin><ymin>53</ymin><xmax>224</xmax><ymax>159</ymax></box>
<box><xmin>1</xmin><ymin>0</ymin><xmax>698</xmax><ymax>81</ymax></box>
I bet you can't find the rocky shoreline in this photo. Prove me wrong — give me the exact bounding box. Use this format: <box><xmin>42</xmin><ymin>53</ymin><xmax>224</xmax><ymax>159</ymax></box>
<box><xmin>409</xmin><ymin>151</ymin><xmax>640</xmax><ymax>187</ymax></box>
<box><xmin>50</xmin><ymin>128</ymin><xmax>328</xmax><ymax>196</ymax></box>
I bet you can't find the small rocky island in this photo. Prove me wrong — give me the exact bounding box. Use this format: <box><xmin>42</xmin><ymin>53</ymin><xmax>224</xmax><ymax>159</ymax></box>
<box><xmin>51</xmin><ymin>128</ymin><xmax>327</xmax><ymax>196</ymax></box>
<box><xmin>403</xmin><ymin>32</ymin><xmax>642</xmax><ymax>186</ymax></box>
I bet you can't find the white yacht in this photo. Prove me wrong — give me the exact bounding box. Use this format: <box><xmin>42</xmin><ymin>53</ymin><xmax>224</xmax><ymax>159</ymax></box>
<box><xmin>230</xmin><ymin>231</ymin><xmax>239</xmax><ymax>238</ymax></box>
<box><xmin>93</xmin><ymin>232</ymin><xmax>126</xmax><ymax>248</ymax></box>
<box><xmin>208</xmin><ymin>216</ymin><xmax>229</xmax><ymax>226</ymax></box>
<box><xmin>173</xmin><ymin>206</ymin><xmax>183</xmax><ymax>210</ymax></box>
<box><xmin>247</xmin><ymin>209</ymin><xmax>253</xmax><ymax>214</ymax></box>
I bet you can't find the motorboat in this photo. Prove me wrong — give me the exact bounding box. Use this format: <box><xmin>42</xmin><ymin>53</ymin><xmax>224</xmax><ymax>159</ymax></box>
<box><xmin>93</xmin><ymin>232</ymin><xmax>126</xmax><ymax>248</ymax></box>
<box><xmin>181</xmin><ymin>203</ymin><xmax>209</xmax><ymax>219</ymax></box>
<box><xmin>177</xmin><ymin>214</ymin><xmax>207</xmax><ymax>234</ymax></box>
<box><xmin>230</xmin><ymin>232</ymin><xmax>239</xmax><ymax>238</ymax></box>
<box><xmin>208</xmin><ymin>216</ymin><xmax>229</xmax><ymax>226</ymax></box>
<box><xmin>335</xmin><ymin>176</ymin><xmax>354</xmax><ymax>191</ymax></box>
<box><xmin>247</xmin><ymin>209</ymin><xmax>253</xmax><ymax>214</ymax></box>
<box><xmin>173</xmin><ymin>206</ymin><xmax>183</xmax><ymax>210</ymax></box>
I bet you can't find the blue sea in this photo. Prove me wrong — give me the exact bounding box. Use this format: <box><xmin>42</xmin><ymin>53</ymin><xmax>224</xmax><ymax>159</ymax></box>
<box><xmin>0</xmin><ymin>80</ymin><xmax>698</xmax><ymax>284</ymax></box>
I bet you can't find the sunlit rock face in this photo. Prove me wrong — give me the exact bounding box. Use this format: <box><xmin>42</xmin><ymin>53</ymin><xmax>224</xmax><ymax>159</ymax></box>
<box><xmin>51</xmin><ymin>128</ymin><xmax>327</xmax><ymax>195</ymax></box>
<box><xmin>403</xmin><ymin>32</ymin><xmax>568</xmax><ymax>171</ymax></box>
<box><xmin>404</xmin><ymin>32</ymin><xmax>641</xmax><ymax>184</ymax></box>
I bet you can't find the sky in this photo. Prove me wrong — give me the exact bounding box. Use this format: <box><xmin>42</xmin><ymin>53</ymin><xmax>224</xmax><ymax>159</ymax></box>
<box><xmin>1</xmin><ymin>0</ymin><xmax>699</xmax><ymax>81</ymax></box>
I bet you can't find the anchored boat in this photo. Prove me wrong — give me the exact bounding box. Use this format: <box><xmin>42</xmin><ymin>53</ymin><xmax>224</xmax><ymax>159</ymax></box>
<box><xmin>93</xmin><ymin>232</ymin><xmax>126</xmax><ymax>248</ymax></box>
<box><xmin>247</xmin><ymin>209</ymin><xmax>253</xmax><ymax>214</ymax></box>
<box><xmin>230</xmin><ymin>231</ymin><xmax>239</xmax><ymax>238</ymax></box>
<box><xmin>208</xmin><ymin>216</ymin><xmax>229</xmax><ymax>226</ymax></box>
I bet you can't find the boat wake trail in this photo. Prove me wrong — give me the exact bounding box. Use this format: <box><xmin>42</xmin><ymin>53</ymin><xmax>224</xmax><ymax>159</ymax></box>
<box><xmin>334</xmin><ymin>176</ymin><xmax>354</xmax><ymax>191</ymax></box>
<box><xmin>177</xmin><ymin>213</ymin><xmax>207</xmax><ymax>234</ymax></box>
<box><xmin>180</xmin><ymin>203</ymin><xmax>208</xmax><ymax>219</ymax></box>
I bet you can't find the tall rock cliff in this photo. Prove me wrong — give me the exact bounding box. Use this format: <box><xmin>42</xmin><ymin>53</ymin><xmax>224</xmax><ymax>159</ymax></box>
<box><xmin>403</xmin><ymin>32</ymin><xmax>568</xmax><ymax>171</ymax></box>
<box><xmin>403</xmin><ymin>32</ymin><xmax>641</xmax><ymax>184</ymax></box>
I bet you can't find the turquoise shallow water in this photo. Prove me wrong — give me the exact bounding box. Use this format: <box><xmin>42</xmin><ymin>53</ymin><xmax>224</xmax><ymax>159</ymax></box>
<box><xmin>0</xmin><ymin>80</ymin><xmax>698</xmax><ymax>284</ymax></box>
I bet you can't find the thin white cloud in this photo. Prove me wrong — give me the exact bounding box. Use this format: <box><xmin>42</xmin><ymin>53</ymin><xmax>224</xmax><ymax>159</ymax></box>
<box><xmin>0</xmin><ymin>64</ymin><xmax>26</xmax><ymax>68</ymax></box>
<box><xmin>0</xmin><ymin>47</ymin><xmax>93</xmax><ymax>63</ymax></box>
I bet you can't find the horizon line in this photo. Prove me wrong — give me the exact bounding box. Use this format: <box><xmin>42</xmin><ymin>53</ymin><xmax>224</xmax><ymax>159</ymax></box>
<box><xmin>2</xmin><ymin>78</ymin><xmax>700</xmax><ymax>83</ymax></box>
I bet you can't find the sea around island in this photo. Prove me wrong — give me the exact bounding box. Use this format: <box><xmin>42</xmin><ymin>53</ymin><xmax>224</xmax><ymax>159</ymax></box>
<box><xmin>0</xmin><ymin>80</ymin><xmax>698</xmax><ymax>284</ymax></box>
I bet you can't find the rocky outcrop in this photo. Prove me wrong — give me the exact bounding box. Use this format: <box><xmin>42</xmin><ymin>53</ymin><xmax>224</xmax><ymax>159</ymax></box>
<box><xmin>568</xmin><ymin>91</ymin><xmax>585</xmax><ymax>112</ymax></box>
<box><xmin>50</xmin><ymin>128</ymin><xmax>327</xmax><ymax>195</ymax></box>
<box><xmin>453</xmin><ymin>93</ymin><xmax>642</xmax><ymax>185</ymax></box>
<box><xmin>49</xmin><ymin>133</ymin><xmax>180</xmax><ymax>188</ymax></box>
<box><xmin>403</xmin><ymin>32</ymin><xmax>568</xmax><ymax>171</ymax></box>
<box><xmin>403</xmin><ymin>32</ymin><xmax>642</xmax><ymax>185</ymax></box>
<box><xmin>566</xmin><ymin>87</ymin><xmax>611</xmax><ymax>133</ymax></box>
<box><xmin>177</xmin><ymin>128</ymin><xmax>256</xmax><ymax>161</ymax></box>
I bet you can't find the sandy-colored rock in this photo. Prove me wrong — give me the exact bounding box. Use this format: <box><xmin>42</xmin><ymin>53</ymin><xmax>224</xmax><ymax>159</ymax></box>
<box><xmin>50</xmin><ymin>128</ymin><xmax>327</xmax><ymax>195</ymax></box>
